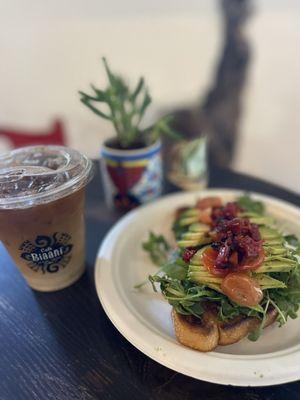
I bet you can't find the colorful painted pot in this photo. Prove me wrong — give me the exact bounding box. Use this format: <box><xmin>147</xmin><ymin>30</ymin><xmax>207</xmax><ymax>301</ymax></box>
<box><xmin>100</xmin><ymin>139</ymin><xmax>162</xmax><ymax>210</ymax></box>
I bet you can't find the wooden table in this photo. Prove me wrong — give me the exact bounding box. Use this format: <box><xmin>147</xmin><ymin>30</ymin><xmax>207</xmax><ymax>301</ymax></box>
<box><xmin>1</xmin><ymin>165</ymin><xmax>299</xmax><ymax>400</ymax></box>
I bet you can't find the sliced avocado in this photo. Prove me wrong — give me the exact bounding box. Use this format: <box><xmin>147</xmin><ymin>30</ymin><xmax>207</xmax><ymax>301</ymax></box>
<box><xmin>188</xmin><ymin>271</ymin><xmax>223</xmax><ymax>285</ymax></box>
<box><xmin>259</xmin><ymin>226</ymin><xmax>281</xmax><ymax>240</ymax></box>
<box><xmin>178</xmin><ymin>216</ymin><xmax>199</xmax><ymax>226</ymax></box>
<box><xmin>188</xmin><ymin>222</ymin><xmax>209</xmax><ymax>233</ymax></box>
<box><xmin>263</xmin><ymin>238</ymin><xmax>284</xmax><ymax>246</ymax></box>
<box><xmin>181</xmin><ymin>232</ymin><xmax>206</xmax><ymax>241</ymax></box>
<box><xmin>239</xmin><ymin>211</ymin><xmax>263</xmax><ymax>218</ymax></box>
<box><xmin>256</xmin><ymin>260</ymin><xmax>296</xmax><ymax>273</ymax></box>
<box><xmin>177</xmin><ymin>237</ymin><xmax>212</xmax><ymax>248</ymax></box>
<box><xmin>179</xmin><ymin>208</ymin><xmax>199</xmax><ymax>218</ymax></box>
<box><xmin>188</xmin><ymin>264</ymin><xmax>206</xmax><ymax>272</ymax></box>
<box><xmin>249</xmin><ymin>216</ymin><xmax>274</xmax><ymax>226</ymax></box>
<box><xmin>264</xmin><ymin>255</ymin><xmax>292</xmax><ymax>263</ymax></box>
<box><xmin>190</xmin><ymin>246</ymin><xmax>210</xmax><ymax>264</ymax></box>
<box><xmin>263</xmin><ymin>246</ymin><xmax>287</xmax><ymax>256</ymax></box>
<box><xmin>253</xmin><ymin>273</ymin><xmax>286</xmax><ymax>289</ymax></box>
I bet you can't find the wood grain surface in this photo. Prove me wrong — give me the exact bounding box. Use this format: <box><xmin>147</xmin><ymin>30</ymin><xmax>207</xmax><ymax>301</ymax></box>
<box><xmin>0</xmin><ymin>163</ymin><xmax>299</xmax><ymax>400</ymax></box>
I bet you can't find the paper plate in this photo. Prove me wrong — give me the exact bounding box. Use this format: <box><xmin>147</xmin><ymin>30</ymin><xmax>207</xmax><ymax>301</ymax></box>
<box><xmin>95</xmin><ymin>190</ymin><xmax>300</xmax><ymax>386</ymax></box>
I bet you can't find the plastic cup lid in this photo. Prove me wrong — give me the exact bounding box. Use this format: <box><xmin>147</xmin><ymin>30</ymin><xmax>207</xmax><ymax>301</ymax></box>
<box><xmin>0</xmin><ymin>145</ymin><xmax>94</xmax><ymax>209</ymax></box>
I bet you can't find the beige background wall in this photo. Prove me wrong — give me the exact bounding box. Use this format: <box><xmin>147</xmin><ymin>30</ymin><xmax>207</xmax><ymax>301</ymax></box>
<box><xmin>0</xmin><ymin>0</ymin><xmax>299</xmax><ymax>192</ymax></box>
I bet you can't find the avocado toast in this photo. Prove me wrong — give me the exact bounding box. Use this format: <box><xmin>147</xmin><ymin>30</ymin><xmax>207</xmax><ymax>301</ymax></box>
<box><xmin>140</xmin><ymin>195</ymin><xmax>300</xmax><ymax>351</ymax></box>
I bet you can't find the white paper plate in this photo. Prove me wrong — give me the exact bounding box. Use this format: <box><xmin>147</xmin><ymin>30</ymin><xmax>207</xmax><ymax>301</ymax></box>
<box><xmin>95</xmin><ymin>189</ymin><xmax>300</xmax><ymax>386</ymax></box>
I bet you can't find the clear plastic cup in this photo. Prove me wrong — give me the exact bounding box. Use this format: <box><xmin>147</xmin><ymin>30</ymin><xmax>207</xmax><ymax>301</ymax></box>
<box><xmin>0</xmin><ymin>145</ymin><xmax>93</xmax><ymax>291</ymax></box>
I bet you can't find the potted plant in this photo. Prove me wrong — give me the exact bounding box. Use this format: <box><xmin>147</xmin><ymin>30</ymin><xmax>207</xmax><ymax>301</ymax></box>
<box><xmin>79</xmin><ymin>58</ymin><xmax>179</xmax><ymax>210</ymax></box>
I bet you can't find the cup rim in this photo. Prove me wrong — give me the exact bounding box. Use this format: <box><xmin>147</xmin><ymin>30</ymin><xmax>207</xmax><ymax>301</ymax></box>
<box><xmin>0</xmin><ymin>145</ymin><xmax>94</xmax><ymax>210</ymax></box>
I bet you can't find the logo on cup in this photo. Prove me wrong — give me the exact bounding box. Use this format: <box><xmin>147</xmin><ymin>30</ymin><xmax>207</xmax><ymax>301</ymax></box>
<box><xmin>19</xmin><ymin>233</ymin><xmax>73</xmax><ymax>273</ymax></box>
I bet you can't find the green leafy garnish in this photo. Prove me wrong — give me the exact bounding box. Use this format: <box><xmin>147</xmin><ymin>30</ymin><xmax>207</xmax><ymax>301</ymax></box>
<box><xmin>162</xmin><ymin>262</ymin><xmax>188</xmax><ymax>281</ymax></box>
<box><xmin>150</xmin><ymin>274</ymin><xmax>264</xmax><ymax>321</ymax></box>
<box><xmin>135</xmin><ymin>232</ymin><xmax>187</xmax><ymax>289</ymax></box>
<box><xmin>238</xmin><ymin>194</ymin><xmax>265</xmax><ymax>215</ymax></box>
<box><xmin>284</xmin><ymin>234</ymin><xmax>300</xmax><ymax>248</ymax></box>
<box><xmin>248</xmin><ymin>297</ymin><xmax>270</xmax><ymax>341</ymax></box>
<box><xmin>172</xmin><ymin>218</ymin><xmax>188</xmax><ymax>240</ymax></box>
<box><xmin>142</xmin><ymin>231</ymin><xmax>170</xmax><ymax>266</ymax></box>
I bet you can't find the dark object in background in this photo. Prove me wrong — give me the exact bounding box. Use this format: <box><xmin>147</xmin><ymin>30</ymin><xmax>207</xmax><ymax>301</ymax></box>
<box><xmin>113</xmin><ymin>193</ymin><xmax>140</xmax><ymax>210</ymax></box>
<box><xmin>0</xmin><ymin>119</ymin><xmax>66</xmax><ymax>148</ymax></box>
<box><xmin>168</xmin><ymin>0</ymin><xmax>252</xmax><ymax>169</ymax></box>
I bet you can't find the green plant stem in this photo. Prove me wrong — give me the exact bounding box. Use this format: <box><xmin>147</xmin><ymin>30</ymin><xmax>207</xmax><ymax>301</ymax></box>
<box><xmin>79</xmin><ymin>58</ymin><xmax>180</xmax><ymax>148</ymax></box>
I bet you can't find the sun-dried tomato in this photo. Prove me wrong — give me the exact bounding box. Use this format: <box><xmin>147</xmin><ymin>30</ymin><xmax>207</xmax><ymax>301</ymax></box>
<box><xmin>211</xmin><ymin>202</ymin><xmax>242</xmax><ymax>225</ymax></box>
<box><xmin>182</xmin><ymin>247</ymin><xmax>198</xmax><ymax>263</ymax></box>
<box><xmin>209</xmin><ymin>214</ymin><xmax>263</xmax><ymax>269</ymax></box>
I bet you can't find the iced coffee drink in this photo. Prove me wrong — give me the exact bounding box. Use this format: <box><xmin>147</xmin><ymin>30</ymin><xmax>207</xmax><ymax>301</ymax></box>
<box><xmin>0</xmin><ymin>146</ymin><xmax>93</xmax><ymax>291</ymax></box>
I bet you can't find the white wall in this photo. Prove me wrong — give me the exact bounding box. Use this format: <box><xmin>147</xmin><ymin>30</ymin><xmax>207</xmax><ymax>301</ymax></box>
<box><xmin>0</xmin><ymin>0</ymin><xmax>221</xmax><ymax>155</ymax></box>
<box><xmin>0</xmin><ymin>0</ymin><xmax>299</xmax><ymax>192</ymax></box>
<box><xmin>235</xmin><ymin>0</ymin><xmax>300</xmax><ymax>193</ymax></box>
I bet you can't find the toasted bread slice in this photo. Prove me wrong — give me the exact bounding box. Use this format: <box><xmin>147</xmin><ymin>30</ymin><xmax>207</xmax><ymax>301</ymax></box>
<box><xmin>172</xmin><ymin>306</ymin><xmax>278</xmax><ymax>351</ymax></box>
<box><xmin>172</xmin><ymin>309</ymin><xmax>219</xmax><ymax>352</ymax></box>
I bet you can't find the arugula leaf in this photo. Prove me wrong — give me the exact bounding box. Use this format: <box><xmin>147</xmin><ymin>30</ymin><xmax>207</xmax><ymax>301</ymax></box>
<box><xmin>160</xmin><ymin>261</ymin><xmax>188</xmax><ymax>280</ymax></box>
<box><xmin>284</xmin><ymin>234</ymin><xmax>300</xmax><ymax>247</ymax></box>
<box><xmin>248</xmin><ymin>298</ymin><xmax>270</xmax><ymax>341</ymax></box>
<box><xmin>150</xmin><ymin>273</ymin><xmax>264</xmax><ymax>323</ymax></box>
<box><xmin>150</xmin><ymin>276</ymin><xmax>216</xmax><ymax>318</ymax></box>
<box><xmin>266</xmin><ymin>263</ymin><xmax>300</xmax><ymax>325</ymax></box>
<box><xmin>142</xmin><ymin>231</ymin><xmax>170</xmax><ymax>266</ymax></box>
<box><xmin>238</xmin><ymin>194</ymin><xmax>265</xmax><ymax>215</ymax></box>
<box><xmin>172</xmin><ymin>219</ymin><xmax>187</xmax><ymax>240</ymax></box>
<box><xmin>135</xmin><ymin>236</ymin><xmax>185</xmax><ymax>289</ymax></box>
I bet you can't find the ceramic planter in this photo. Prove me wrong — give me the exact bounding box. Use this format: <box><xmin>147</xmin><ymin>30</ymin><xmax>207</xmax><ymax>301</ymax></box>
<box><xmin>100</xmin><ymin>139</ymin><xmax>162</xmax><ymax>210</ymax></box>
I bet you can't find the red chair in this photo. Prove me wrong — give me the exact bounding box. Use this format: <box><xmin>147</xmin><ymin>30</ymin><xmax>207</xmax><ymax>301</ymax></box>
<box><xmin>0</xmin><ymin>119</ymin><xmax>66</xmax><ymax>148</ymax></box>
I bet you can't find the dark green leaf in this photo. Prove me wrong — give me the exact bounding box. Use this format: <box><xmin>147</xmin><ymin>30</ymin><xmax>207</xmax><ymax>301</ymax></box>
<box><xmin>130</xmin><ymin>77</ymin><xmax>145</xmax><ymax>102</ymax></box>
<box><xmin>102</xmin><ymin>57</ymin><xmax>117</xmax><ymax>87</ymax></box>
<box><xmin>284</xmin><ymin>234</ymin><xmax>300</xmax><ymax>247</ymax></box>
<box><xmin>172</xmin><ymin>219</ymin><xmax>187</xmax><ymax>240</ymax></box>
<box><xmin>90</xmin><ymin>85</ymin><xmax>107</xmax><ymax>101</ymax></box>
<box><xmin>238</xmin><ymin>194</ymin><xmax>265</xmax><ymax>214</ymax></box>
<box><xmin>248</xmin><ymin>327</ymin><xmax>262</xmax><ymax>342</ymax></box>
<box><xmin>160</xmin><ymin>262</ymin><xmax>187</xmax><ymax>280</ymax></box>
<box><xmin>142</xmin><ymin>231</ymin><xmax>170</xmax><ymax>266</ymax></box>
<box><xmin>80</xmin><ymin>98</ymin><xmax>111</xmax><ymax>120</ymax></box>
<box><xmin>78</xmin><ymin>91</ymin><xmax>99</xmax><ymax>101</ymax></box>
<box><xmin>139</xmin><ymin>91</ymin><xmax>151</xmax><ymax>119</ymax></box>
<box><xmin>248</xmin><ymin>298</ymin><xmax>270</xmax><ymax>341</ymax></box>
